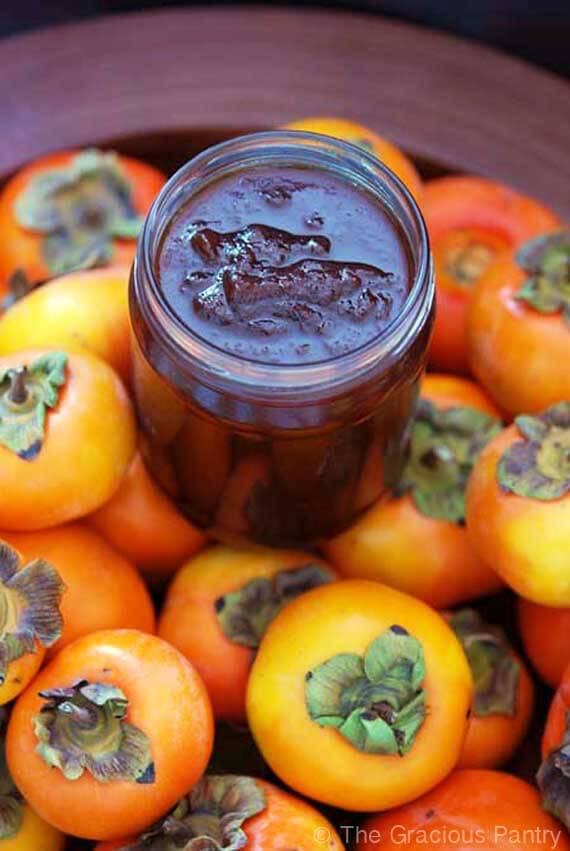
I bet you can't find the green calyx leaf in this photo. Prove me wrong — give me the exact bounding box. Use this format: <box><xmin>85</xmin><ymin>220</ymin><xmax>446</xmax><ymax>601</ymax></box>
<box><xmin>15</xmin><ymin>149</ymin><xmax>143</xmax><ymax>276</ymax></box>
<box><xmin>216</xmin><ymin>564</ymin><xmax>332</xmax><ymax>649</ymax></box>
<box><xmin>515</xmin><ymin>230</ymin><xmax>570</xmax><ymax>324</ymax></box>
<box><xmin>0</xmin><ymin>542</ymin><xmax>65</xmax><ymax>684</ymax></box>
<box><xmin>0</xmin><ymin>708</ymin><xmax>23</xmax><ymax>840</ymax></box>
<box><xmin>33</xmin><ymin>680</ymin><xmax>154</xmax><ymax>784</ymax></box>
<box><xmin>305</xmin><ymin>625</ymin><xmax>426</xmax><ymax>756</ymax></box>
<box><xmin>497</xmin><ymin>401</ymin><xmax>570</xmax><ymax>500</ymax></box>
<box><xmin>397</xmin><ymin>398</ymin><xmax>502</xmax><ymax>523</ymax></box>
<box><xmin>121</xmin><ymin>775</ymin><xmax>266</xmax><ymax>850</ymax></box>
<box><xmin>0</xmin><ymin>351</ymin><xmax>68</xmax><ymax>460</ymax></box>
<box><xmin>450</xmin><ymin>609</ymin><xmax>519</xmax><ymax>717</ymax></box>
<box><xmin>537</xmin><ymin>710</ymin><xmax>570</xmax><ymax>831</ymax></box>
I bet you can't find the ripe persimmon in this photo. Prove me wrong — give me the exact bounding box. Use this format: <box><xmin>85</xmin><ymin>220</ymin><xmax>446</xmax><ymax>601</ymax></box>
<box><xmin>466</xmin><ymin>403</ymin><xmax>570</xmax><ymax>606</ymax></box>
<box><xmin>0</xmin><ymin>542</ymin><xmax>64</xmax><ymax>705</ymax></box>
<box><xmin>357</xmin><ymin>769</ymin><xmax>570</xmax><ymax>851</ymax></box>
<box><xmin>538</xmin><ymin>663</ymin><xmax>570</xmax><ymax>831</ymax></box>
<box><xmin>518</xmin><ymin>599</ymin><xmax>570</xmax><ymax>689</ymax></box>
<box><xmin>6</xmin><ymin>629</ymin><xmax>214</xmax><ymax>841</ymax></box>
<box><xmin>89</xmin><ymin>451</ymin><xmax>207</xmax><ymax>580</ymax></box>
<box><xmin>94</xmin><ymin>775</ymin><xmax>344</xmax><ymax>850</ymax></box>
<box><xmin>1</xmin><ymin>523</ymin><xmax>155</xmax><ymax>656</ymax></box>
<box><xmin>0</xmin><ymin>149</ymin><xmax>165</xmax><ymax>300</ymax></box>
<box><xmin>158</xmin><ymin>545</ymin><xmax>336</xmax><ymax>723</ymax></box>
<box><xmin>423</xmin><ymin>177</ymin><xmax>559</xmax><ymax>374</ymax></box>
<box><xmin>0</xmin><ymin>266</ymin><xmax>131</xmax><ymax>385</ymax></box>
<box><xmin>468</xmin><ymin>230</ymin><xmax>570</xmax><ymax>415</ymax></box>
<box><xmin>448</xmin><ymin>609</ymin><xmax>534</xmax><ymax>769</ymax></box>
<box><xmin>0</xmin><ymin>349</ymin><xmax>136</xmax><ymax>530</ymax></box>
<box><xmin>324</xmin><ymin>375</ymin><xmax>503</xmax><ymax>608</ymax></box>
<box><xmin>283</xmin><ymin>117</ymin><xmax>422</xmax><ymax>202</ymax></box>
<box><xmin>247</xmin><ymin>579</ymin><xmax>472</xmax><ymax>811</ymax></box>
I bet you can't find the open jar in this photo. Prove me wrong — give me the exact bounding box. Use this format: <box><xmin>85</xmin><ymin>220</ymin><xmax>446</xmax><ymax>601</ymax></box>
<box><xmin>130</xmin><ymin>131</ymin><xmax>434</xmax><ymax>546</ymax></box>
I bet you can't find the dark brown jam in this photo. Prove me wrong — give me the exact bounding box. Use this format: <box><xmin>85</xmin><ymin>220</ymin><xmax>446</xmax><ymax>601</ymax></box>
<box><xmin>159</xmin><ymin>168</ymin><xmax>410</xmax><ymax>365</ymax></box>
<box><xmin>130</xmin><ymin>134</ymin><xmax>434</xmax><ymax>546</ymax></box>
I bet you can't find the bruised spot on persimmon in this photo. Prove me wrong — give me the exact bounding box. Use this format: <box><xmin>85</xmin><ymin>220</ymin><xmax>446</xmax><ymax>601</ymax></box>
<box><xmin>497</xmin><ymin>402</ymin><xmax>570</xmax><ymax>500</ymax></box>
<box><xmin>515</xmin><ymin>229</ymin><xmax>570</xmax><ymax>324</ymax></box>
<box><xmin>0</xmin><ymin>543</ymin><xmax>64</xmax><ymax>684</ymax></box>
<box><xmin>450</xmin><ymin>609</ymin><xmax>519</xmax><ymax>717</ymax></box>
<box><xmin>0</xmin><ymin>352</ymin><xmax>67</xmax><ymax>461</ymax></box>
<box><xmin>397</xmin><ymin>398</ymin><xmax>501</xmax><ymax>523</ymax></box>
<box><xmin>538</xmin><ymin>710</ymin><xmax>570</xmax><ymax>830</ymax></box>
<box><xmin>33</xmin><ymin>681</ymin><xmax>154</xmax><ymax>785</ymax></box>
<box><xmin>305</xmin><ymin>625</ymin><xmax>426</xmax><ymax>756</ymax></box>
<box><xmin>216</xmin><ymin>563</ymin><xmax>332</xmax><ymax>649</ymax></box>
<box><xmin>15</xmin><ymin>150</ymin><xmax>143</xmax><ymax>278</ymax></box>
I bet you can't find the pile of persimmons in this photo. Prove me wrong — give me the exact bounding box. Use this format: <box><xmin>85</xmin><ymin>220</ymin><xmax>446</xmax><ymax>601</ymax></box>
<box><xmin>0</xmin><ymin>118</ymin><xmax>567</xmax><ymax>851</ymax></box>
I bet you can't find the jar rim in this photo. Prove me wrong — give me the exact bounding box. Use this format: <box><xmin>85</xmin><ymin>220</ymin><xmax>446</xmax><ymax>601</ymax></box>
<box><xmin>133</xmin><ymin>130</ymin><xmax>434</xmax><ymax>399</ymax></box>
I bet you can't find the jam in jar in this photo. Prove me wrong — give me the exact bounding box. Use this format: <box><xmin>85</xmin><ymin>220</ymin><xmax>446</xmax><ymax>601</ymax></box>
<box><xmin>130</xmin><ymin>132</ymin><xmax>434</xmax><ymax>546</ymax></box>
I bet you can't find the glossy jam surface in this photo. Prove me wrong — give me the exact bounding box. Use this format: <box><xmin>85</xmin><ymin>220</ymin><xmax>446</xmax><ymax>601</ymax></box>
<box><xmin>158</xmin><ymin>167</ymin><xmax>411</xmax><ymax>364</ymax></box>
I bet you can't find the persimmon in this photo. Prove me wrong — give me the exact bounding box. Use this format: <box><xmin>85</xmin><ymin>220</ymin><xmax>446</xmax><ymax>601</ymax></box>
<box><xmin>448</xmin><ymin>609</ymin><xmax>534</xmax><ymax>769</ymax></box>
<box><xmin>423</xmin><ymin>176</ymin><xmax>559</xmax><ymax>373</ymax></box>
<box><xmin>0</xmin><ymin>266</ymin><xmax>131</xmax><ymax>385</ymax></box>
<box><xmin>0</xmin><ymin>709</ymin><xmax>64</xmax><ymax>850</ymax></box>
<box><xmin>247</xmin><ymin>579</ymin><xmax>472</xmax><ymax>811</ymax></box>
<box><xmin>158</xmin><ymin>545</ymin><xmax>336</xmax><ymax>723</ymax></box>
<box><xmin>0</xmin><ymin>542</ymin><xmax>64</xmax><ymax>705</ymax></box>
<box><xmin>466</xmin><ymin>402</ymin><xmax>570</xmax><ymax>606</ymax></box>
<box><xmin>356</xmin><ymin>769</ymin><xmax>570</xmax><ymax>851</ymax></box>
<box><xmin>94</xmin><ymin>775</ymin><xmax>344</xmax><ymax>850</ymax></box>
<box><xmin>0</xmin><ymin>149</ymin><xmax>165</xmax><ymax>300</ymax></box>
<box><xmin>283</xmin><ymin>117</ymin><xmax>422</xmax><ymax>202</ymax></box>
<box><xmin>518</xmin><ymin>598</ymin><xmax>570</xmax><ymax>688</ymax></box>
<box><xmin>324</xmin><ymin>375</ymin><xmax>503</xmax><ymax>608</ymax></box>
<box><xmin>1</xmin><ymin>523</ymin><xmax>155</xmax><ymax>656</ymax></box>
<box><xmin>0</xmin><ymin>348</ymin><xmax>136</xmax><ymax>530</ymax></box>
<box><xmin>6</xmin><ymin>629</ymin><xmax>214</xmax><ymax>841</ymax></box>
<box><xmin>89</xmin><ymin>451</ymin><xmax>207</xmax><ymax>580</ymax></box>
<box><xmin>538</xmin><ymin>663</ymin><xmax>570</xmax><ymax>831</ymax></box>
<box><xmin>468</xmin><ymin>230</ymin><xmax>570</xmax><ymax>415</ymax></box>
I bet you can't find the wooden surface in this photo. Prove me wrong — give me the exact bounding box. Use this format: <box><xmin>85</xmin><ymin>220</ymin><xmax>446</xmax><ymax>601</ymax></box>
<box><xmin>2</xmin><ymin>7</ymin><xmax>570</xmax><ymax>217</ymax></box>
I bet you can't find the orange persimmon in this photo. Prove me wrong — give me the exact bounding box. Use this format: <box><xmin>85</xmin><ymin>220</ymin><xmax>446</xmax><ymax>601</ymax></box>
<box><xmin>89</xmin><ymin>451</ymin><xmax>207</xmax><ymax>579</ymax></box>
<box><xmin>1</xmin><ymin>523</ymin><xmax>155</xmax><ymax>656</ymax></box>
<box><xmin>95</xmin><ymin>776</ymin><xmax>344</xmax><ymax>851</ymax></box>
<box><xmin>538</xmin><ymin>663</ymin><xmax>570</xmax><ymax>831</ymax></box>
<box><xmin>423</xmin><ymin>176</ymin><xmax>559</xmax><ymax>374</ymax></box>
<box><xmin>283</xmin><ymin>117</ymin><xmax>422</xmax><ymax>202</ymax></box>
<box><xmin>6</xmin><ymin>629</ymin><xmax>214</xmax><ymax>841</ymax></box>
<box><xmin>324</xmin><ymin>375</ymin><xmax>503</xmax><ymax>608</ymax></box>
<box><xmin>158</xmin><ymin>545</ymin><xmax>336</xmax><ymax>723</ymax></box>
<box><xmin>0</xmin><ymin>149</ymin><xmax>165</xmax><ymax>299</ymax></box>
<box><xmin>0</xmin><ymin>266</ymin><xmax>131</xmax><ymax>385</ymax></box>
<box><xmin>518</xmin><ymin>598</ymin><xmax>570</xmax><ymax>689</ymax></box>
<box><xmin>0</xmin><ymin>349</ymin><xmax>136</xmax><ymax>530</ymax></box>
<box><xmin>247</xmin><ymin>579</ymin><xmax>472</xmax><ymax>811</ymax></box>
<box><xmin>466</xmin><ymin>405</ymin><xmax>570</xmax><ymax>607</ymax></box>
<box><xmin>357</xmin><ymin>769</ymin><xmax>570</xmax><ymax>851</ymax></box>
<box><xmin>468</xmin><ymin>230</ymin><xmax>570</xmax><ymax>415</ymax></box>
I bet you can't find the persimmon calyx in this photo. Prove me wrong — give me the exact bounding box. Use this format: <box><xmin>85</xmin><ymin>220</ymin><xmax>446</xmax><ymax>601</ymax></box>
<box><xmin>397</xmin><ymin>398</ymin><xmax>502</xmax><ymax>523</ymax></box>
<box><xmin>450</xmin><ymin>609</ymin><xmax>519</xmax><ymax>717</ymax></box>
<box><xmin>0</xmin><ymin>351</ymin><xmax>68</xmax><ymax>460</ymax></box>
<box><xmin>515</xmin><ymin>230</ymin><xmax>570</xmax><ymax>324</ymax></box>
<box><xmin>305</xmin><ymin>625</ymin><xmax>426</xmax><ymax>756</ymax></box>
<box><xmin>121</xmin><ymin>775</ymin><xmax>266</xmax><ymax>850</ymax></box>
<box><xmin>0</xmin><ymin>543</ymin><xmax>64</xmax><ymax>684</ymax></box>
<box><xmin>537</xmin><ymin>710</ymin><xmax>570</xmax><ymax>831</ymax></box>
<box><xmin>33</xmin><ymin>680</ymin><xmax>155</xmax><ymax>784</ymax></box>
<box><xmin>216</xmin><ymin>564</ymin><xmax>332</xmax><ymax>649</ymax></box>
<box><xmin>0</xmin><ymin>708</ymin><xmax>23</xmax><ymax>840</ymax></box>
<box><xmin>15</xmin><ymin>149</ymin><xmax>143</xmax><ymax>276</ymax></box>
<box><xmin>498</xmin><ymin>401</ymin><xmax>570</xmax><ymax>500</ymax></box>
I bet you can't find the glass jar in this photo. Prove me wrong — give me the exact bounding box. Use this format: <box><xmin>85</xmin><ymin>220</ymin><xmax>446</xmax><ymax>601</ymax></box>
<box><xmin>130</xmin><ymin>131</ymin><xmax>434</xmax><ymax>546</ymax></box>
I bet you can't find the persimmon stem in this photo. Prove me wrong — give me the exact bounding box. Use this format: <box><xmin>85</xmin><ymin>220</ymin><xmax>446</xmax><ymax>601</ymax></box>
<box><xmin>7</xmin><ymin>369</ymin><xmax>29</xmax><ymax>406</ymax></box>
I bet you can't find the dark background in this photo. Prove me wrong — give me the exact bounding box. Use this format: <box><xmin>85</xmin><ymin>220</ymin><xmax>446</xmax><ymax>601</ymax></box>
<box><xmin>1</xmin><ymin>0</ymin><xmax>569</xmax><ymax>79</ymax></box>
